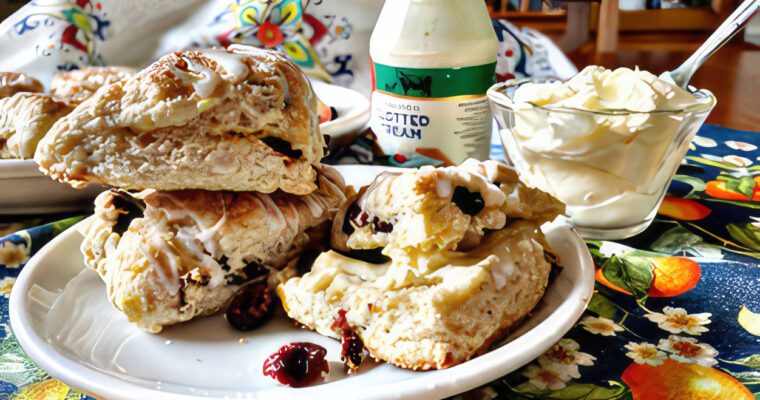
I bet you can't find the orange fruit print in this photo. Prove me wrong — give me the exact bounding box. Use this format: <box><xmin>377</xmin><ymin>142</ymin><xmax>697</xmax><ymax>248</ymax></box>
<box><xmin>596</xmin><ymin>257</ymin><xmax>701</xmax><ymax>298</ymax></box>
<box><xmin>622</xmin><ymin>359</ymin><xmax>754</xmax><ymax>400</ymax></box>
<box><xmin>658</xmin><ymin>196</ymin><xmax>712</xmax><ymax>221</ymax></box>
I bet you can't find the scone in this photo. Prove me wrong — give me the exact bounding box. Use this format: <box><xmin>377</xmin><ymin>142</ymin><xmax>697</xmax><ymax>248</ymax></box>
<box><xmin>332</xmin><ymin>159</ymin><xmax>563</xmax><ymax>260</ymax></box>
<box><xmin>0</xmin><ymin>93</ymin><xmax>72</xmax><ymax>159</ymax></box>
<box><xmin>0</xmin><ymin>72</ymin><xmax>43</xmax><ymax>99</ymax></box>
<box><xmin>35</xmin><ymin>45</ymin><xmax>325</xmax><ymax>194</ymax></box>
<box><xmin>81</xmin><ymin>166</ymin><xmax>345</xmax><ymax>333</ymax></box>
<box><xmin>51</xmin><ymin>66</ymin><xmax>135</xmax><ymax>106</ymax></box>
<box><xmin>278</xmin><ymin>160</ymin><xmax>564</xmax><ymax>369</ymax></box>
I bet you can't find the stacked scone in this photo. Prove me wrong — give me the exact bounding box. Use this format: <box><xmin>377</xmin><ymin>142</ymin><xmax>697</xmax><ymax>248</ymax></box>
<box><xmin>35</xmin><ymin>45</ymin><xmax>345</xmax><ymax>333</ymax></box>
<box><xmin>279</xmin><ymin>159</ymin><xmax>564</xmax><ymax>370</ymax></box>
<box><xmin>0</xmin><ymin>72</ymin><xmax>69</xmax><ymax>160</ymax></box>
<box><xmin>0</xmin><ymin>68</ymin><xmax>136</xmax><ymax>160</ymax></box>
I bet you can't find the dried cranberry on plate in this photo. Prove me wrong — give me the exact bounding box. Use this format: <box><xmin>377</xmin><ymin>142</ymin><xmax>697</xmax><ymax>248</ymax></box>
<box><xmin>263</xmin><ymin>342</ymin><xmax>330</xmax><ymax>387</ymax></box>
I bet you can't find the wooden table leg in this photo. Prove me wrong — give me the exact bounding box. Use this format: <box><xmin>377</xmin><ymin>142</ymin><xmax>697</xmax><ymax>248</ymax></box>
<box><xmin>559</xmin><ymin>2</ymin><xmax>591</xmax><ymax>52</ymax></box>
<box><xmin>596</xmin><ymin>0</ymin><xmax>620</xmax><ymax>53</ymax></box>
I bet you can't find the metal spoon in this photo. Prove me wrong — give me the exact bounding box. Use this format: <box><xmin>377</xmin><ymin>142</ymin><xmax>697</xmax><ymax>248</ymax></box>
<box><xmin>661</xmin><ymin>0</ymin><xmax>760</xmax><ymax>89</ymax></box>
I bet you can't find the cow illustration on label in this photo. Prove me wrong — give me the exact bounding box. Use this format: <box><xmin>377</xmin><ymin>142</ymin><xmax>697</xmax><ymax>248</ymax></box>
<box><xmin>396</xmin><ymin>70</ymin><xmax>433</xmax><ymax>97</ymax></box>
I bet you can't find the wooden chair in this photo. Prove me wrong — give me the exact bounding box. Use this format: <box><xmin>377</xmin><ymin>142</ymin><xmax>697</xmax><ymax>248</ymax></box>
<box><xmin>488</xmin><ymin>0</ymin><xmax>620</xmax><ymax>53</ymax></box>
<box><xmin>561</xmin><ymin>0</ymin><xmax>619</xmax><ymax>53</ymax></box>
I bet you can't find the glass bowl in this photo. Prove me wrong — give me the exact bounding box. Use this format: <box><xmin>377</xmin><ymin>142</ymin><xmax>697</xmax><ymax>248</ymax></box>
<box><xmin>487</xmin><ymin>78</ymin><xmax>716</xmax><ymax>240</ymax></box>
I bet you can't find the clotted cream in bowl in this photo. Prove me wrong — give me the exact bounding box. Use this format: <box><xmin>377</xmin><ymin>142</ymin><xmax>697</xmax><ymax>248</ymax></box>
<box><xmin>488</xmin><ymin>66</ymin><xmax>716</xmax><ymax>239</ymax></box>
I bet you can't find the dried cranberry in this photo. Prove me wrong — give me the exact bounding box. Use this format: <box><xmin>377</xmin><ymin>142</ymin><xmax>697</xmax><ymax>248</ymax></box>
<box><xmin>260</xmin><ymin>136</ymin><xmax>303</xmax><ymax>159</ymax></box>
<box><xmin>332</xmin><ymin>309</ymin><xmax>366</xmax><ymax>373</ymax></box>
<box><xmin>451</xmin><ymin>186</ymin><xmax>485</xmax><ymax>216</ymax></box>
<box><xmin>225</xmin><ymin>282</ymin><xmax>274</xmax><ymax>331</ymax></box>
<box><xmin>341</xmin><ymin>330</ymin><xmax>365</xmax><ymax>373</ymax></box>
<box><xmin>372</xmin><ymin>217</ymin><xmax>394</xmax><ymax>233</ymax></box>
<box><xmin>348</xmin><ymin>203</ymin><xmax>370</xmax><ymax>228</ymax></box>
<box><xmin>263</xmin><ymin>342</ymin><xmax>329</xmax><ymax>387</ymax></box>
<box><xmin>331</xmin><ymin>309</ymin><xmax>350</xmax><ymax>332</ymax></box>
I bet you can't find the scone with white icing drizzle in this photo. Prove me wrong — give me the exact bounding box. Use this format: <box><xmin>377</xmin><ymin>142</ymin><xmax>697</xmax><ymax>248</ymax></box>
<box><xmin>278</xmin><ymin>160</ymin><xmax>564</xmax><ymax>369</ymax></box>
<box><xmin>35</xmin><ymin>45</ymin><xmax>324</xmax><ymax>194</ymax></box>
<box><xmin>0</xmin><ymin>93</ymin><xmax>72</xmax><ymax>159</ymax></box>
<box><xmin>51</xmin><ymin>66</ymin><xmax>136</xmax><ymax>106</ymax></box>
<box><xmin>82</xmin><ymin>166</ymin><xmax>345</xmax><ymax>333</ymax></box>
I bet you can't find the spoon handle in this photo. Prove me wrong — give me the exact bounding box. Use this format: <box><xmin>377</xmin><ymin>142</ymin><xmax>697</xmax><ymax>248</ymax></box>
<box><xmin>670</xmin><ymin>0</ymin><xmax>760</xmax><ymax>89</ymax></box>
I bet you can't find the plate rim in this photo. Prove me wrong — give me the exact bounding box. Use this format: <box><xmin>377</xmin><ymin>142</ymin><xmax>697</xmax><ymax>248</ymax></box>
<box><xmin>311</xmin><ymin>80</ymin><xmax>370</xmax><ymax>138</ymax></box>
<box><xmin>0</xmin><ymin>159</ymin><xmax>42</xmax><ymax>179</ymax></box>
<box><xmin>10</xmin><ymin>165</ymin><xmax>595</xmax><ymax>400</ymax></box>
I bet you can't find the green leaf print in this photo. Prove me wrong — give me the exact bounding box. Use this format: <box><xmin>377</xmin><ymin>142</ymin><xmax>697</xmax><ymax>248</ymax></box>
<box><xmin>672</xmin><ymin>175</ymin><xmax>706</xmax><ymax>197</ymax></box>
<box><xmin>587</xmin><ymin>294</ymin><xmax>619</xmax><ymax>320</ymax></box>
<box><xmin>0</xmin><ymin>328</ymin><xmax>48</xmax><ymax>387</ymax></box>
<box><xmin>50</xmin><ymin>216</ymin><xmax>86</xmax><ymax>237</ymax></box>
<box><xmin>651</xmin><ymin>225</ymin><xmax>704</xmax><ymax>254</ymax></box>
<box><xmin>727</xmin><ymin>223</ymin><xmax>760</xmax><ymax>251</ymax></box>
<box><xmin>600</xmin><ymin>256</ymin><xmax>654</xmax><ymax>301</ymax></box>
<box><xmin>725</xmin><ymin>354</ymin><xmax>760</xmax><ymax>369</ymax></box>
<box><xmin>718</xmin><ymin>175</ymin><xmax>756</xmax><ymax>200</ymax></box>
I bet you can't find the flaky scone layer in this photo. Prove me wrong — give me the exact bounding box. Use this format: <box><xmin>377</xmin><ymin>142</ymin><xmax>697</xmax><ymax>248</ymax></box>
<box><xmin>0</xmin><ymin>93</ymin><xmax>72</xmax><ymax>159</ymax></box>
<box><xmin>0</xmin><ymin>71</ymin><xmax>43</xmax><ymax>99</ymax></box>
<box><xmin>36</xmin><ymin>45</ymin><xmax>324</xmax><ymax>194</ymax></box>
<box><xmin>82</xmin><ymin>166</ymin><xmax>345</xmax><ymax>333</ymax></box>
<box><xmin>51</xmin><ymin>66</ymin><xmax>136</xmax><ymax>106</ymax></box>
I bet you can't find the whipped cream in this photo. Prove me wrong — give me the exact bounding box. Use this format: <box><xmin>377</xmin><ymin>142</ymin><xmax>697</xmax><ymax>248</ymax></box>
<box><xmin>514</xmin><ymin>66</ymin><xmax>698</xmax><ymax>112</ymax></box>
<box><xmin>504</xmin><ymin>66</ymin><xmax>713</xmax><ymax>233</ymax></box>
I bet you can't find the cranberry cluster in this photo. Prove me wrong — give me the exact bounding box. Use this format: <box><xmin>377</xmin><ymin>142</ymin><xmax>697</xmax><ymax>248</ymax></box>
<box><xmin>345</xmin><ymin>202</ymin><xmax>395</xmax><ymax>234</ymax></box>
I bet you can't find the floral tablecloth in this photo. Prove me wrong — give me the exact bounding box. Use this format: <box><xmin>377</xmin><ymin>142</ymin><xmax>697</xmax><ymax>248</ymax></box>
<box><xmin>0</xmin><ymin>124</ymin><xmax>758</xmax><ymax>399</ymax></box>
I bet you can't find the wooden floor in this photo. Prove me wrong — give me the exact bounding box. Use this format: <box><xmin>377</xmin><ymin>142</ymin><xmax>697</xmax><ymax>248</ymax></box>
<box><xmin>566</xmin><ymin>40</ymin><xmax>760</xmax><ymax>132</ymax></box>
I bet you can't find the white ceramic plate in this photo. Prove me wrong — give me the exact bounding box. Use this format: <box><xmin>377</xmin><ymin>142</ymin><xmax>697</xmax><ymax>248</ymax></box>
<box><xmin>10</xmin><ymin>165</ymin><xmax>594</xmax><ymax>400</ymax></box>
<box><xmin>312</xmin><ymin>80</ymin><xmax>370</xmax><ymax>139</ymax></box>
<box><xmin>0</xmin><ymin>159</ymin><xmax>105</xmax><ymax>214</ymax></box>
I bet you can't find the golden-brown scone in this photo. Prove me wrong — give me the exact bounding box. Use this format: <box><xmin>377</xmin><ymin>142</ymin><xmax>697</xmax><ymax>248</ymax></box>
<box><xmin>35</xmin><ymin>45</ymin><xmax>325</xmax><ymax>194</ymax></box>
<box><xmin>279</xmin><ymin>221</ymin><xmax>553</xmax><ymax>370</ymax></box>
<box><xmin>279</xmin><ymin>160</ymin><xmax>564</xmax><ymax>370</ymax></box>
<box><xmin>51</xmin><ymin>66</ymin><xmax>135</xmax><ymax>106</ymax></box>
<box><xmin>81</xmin><ymin>165</ymin><xmax>346</xmax><ymax>333</ymax></box>
<box><xmin>0</xmin><ymin>72</ymin><xmax>43</xmax><ymax>99</ymax></box>
<box><xmin>0</xmin><ymin>93</ymin><xmax>72</xmax><ymax>159</ymax></box>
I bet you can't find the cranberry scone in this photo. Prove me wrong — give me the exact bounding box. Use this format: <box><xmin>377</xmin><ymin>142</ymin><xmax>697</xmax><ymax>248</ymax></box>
<box><xmin>278</xmin><ymin>160</ymin><xmax>564</xmax><ymax>370</ymax></box>
<box><xmin>81</xmin><ymin>166</ymin><xmax>345</xmax><ymax>333</ymax></box>
<box><xmin>35</xmin><ymin>45</ymin><xmax>324</xmax><ymax>194</ymax></box>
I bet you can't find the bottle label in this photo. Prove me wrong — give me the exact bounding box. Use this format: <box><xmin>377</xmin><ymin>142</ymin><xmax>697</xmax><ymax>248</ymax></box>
<box><xmin>370</xmin><ymin>61</ymin><xmax>496</xmax><ymax>165</ymax></box>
